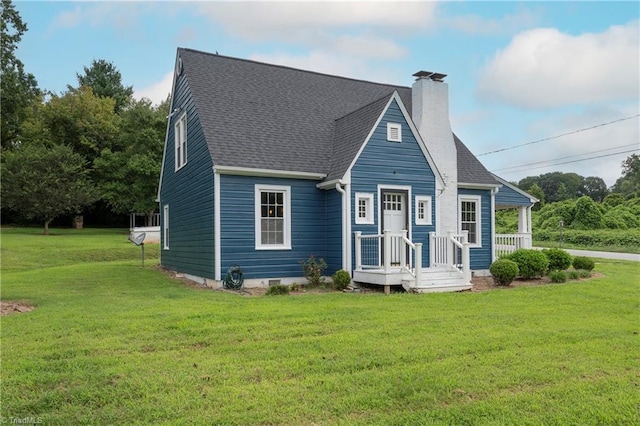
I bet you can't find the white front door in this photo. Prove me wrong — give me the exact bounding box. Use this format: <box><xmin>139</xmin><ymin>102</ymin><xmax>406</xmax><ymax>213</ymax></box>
<box><xmin>383</xmin><ymin>192</ymin><xmax>407</xmax><ymax>265</ymax></box>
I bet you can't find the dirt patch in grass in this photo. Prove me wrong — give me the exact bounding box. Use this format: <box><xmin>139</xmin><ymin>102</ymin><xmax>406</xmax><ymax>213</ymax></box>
<box><xmin>1</xmin><ymin>301</ymin><xmax>34</xmax><ymax>316</ymax></box>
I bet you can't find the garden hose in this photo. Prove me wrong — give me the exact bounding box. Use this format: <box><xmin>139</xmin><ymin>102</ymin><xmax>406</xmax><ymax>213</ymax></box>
<box><xmin>223</xmin><ymin>265</ymin><xmax>244</xmax><ymax>289</ymax></box>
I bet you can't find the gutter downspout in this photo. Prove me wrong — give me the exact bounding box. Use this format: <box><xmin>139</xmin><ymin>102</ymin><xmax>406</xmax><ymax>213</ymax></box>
<box><xmin>491</xmin><ymin>187</ymin><xmax>498</xmax><ymax>263</ymax></box>
<box><xmin>335</xmin><ymin>182</ymin><xmax>347</xmax><ymax>271</ymax></box>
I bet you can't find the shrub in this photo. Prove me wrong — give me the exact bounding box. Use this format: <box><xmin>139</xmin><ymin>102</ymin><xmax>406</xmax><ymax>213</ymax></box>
<box><xmin>568</xmin><ymin>270</ymin><xmax>580</xmax><ymax>280</ymax></box>
<box><xmin>542</xmin><ymin>248</ymin><xmax>572</xmax><ymax>271</ymax></box>
<box><xmin>578</xmin><ymin>269</ymin><xmax>592</xmax><ymax>278</ymax></box>
<box><xmin>489</xmin><ymin>259</ymin><xmax>519</xmax><ymax>286</ymax></box>
<box><xmin>572</xmin><ymin>256</ymin><xmax>595</xmax><ymax>271</ymax></box>
<box><xmin>266</xmin><ymin>284</ymin><xmax>290</xmax><ymax>296</ymax></box>
<box><xmin>549</xmin><ymin>270</ymin><xmax>567</xmax><ymax>283</ymax></box>
<box><xmin>331</xmin><ymin>269</ymin><xmax>351</xmax><ymax>291</ymax></box>
<box><xmin>505</xmin><ymin>249</ymin><xmax>549</xmax><ymax>279</ymax></box>
<box><xmin>299</xmin><ymin>255</ymin><xmax>327</xmax><ymax>287</ymax></box>
<box><xmin>572</xmin><ymin>196</ymin><xmax>604</xmax><ymax>230</ymax></box>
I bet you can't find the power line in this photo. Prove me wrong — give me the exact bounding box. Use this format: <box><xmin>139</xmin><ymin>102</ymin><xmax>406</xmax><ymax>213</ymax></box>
<box><xmin>477</xmin><ymin>114</ymin><xmax>640</xmax><ymax>157</ymax></box>
<box><xmin>494</xmin><ymin>148</ymin><xmax>639</xmax><ymax>175</ymax></box>
<box><xmin>492</xmin><ymin>144</ymin><xmax>639</xmax><ymax>172</ymax></box>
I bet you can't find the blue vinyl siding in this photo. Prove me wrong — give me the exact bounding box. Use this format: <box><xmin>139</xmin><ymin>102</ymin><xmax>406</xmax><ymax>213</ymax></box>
<box><xmin>219</xmin><ymin>175</ymin><xmax>327</xmax><ymax>279</ymax></box>
<box><xmin>350</xmin><ymin>99</ymin><xmax>437</xmax><ymax>268</ymax></box>
<box><xmin>159</xmin><ymin>71</ymin><xmax>215</xmax><ymax>279</ymax></box>
<box><xmin>496</xmin><ymin>184</ymin><xmax>533</xmax><ymax>207</ymax></box>
<box><xmin>324</xmin><ymin>189</ymin><xmax>343</xmax><ymax>275</ymax></box>
<box><xmin>458</xmin><ymin>188</ymin><xmax>492</xmax><ymax>270</ymax></box>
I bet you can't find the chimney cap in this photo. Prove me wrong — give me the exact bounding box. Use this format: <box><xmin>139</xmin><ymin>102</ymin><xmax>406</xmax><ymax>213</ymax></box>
<box><xmin>413</xmin><ymin>71</ymin><xmax>447</xmax><ymax>82</ymax></box>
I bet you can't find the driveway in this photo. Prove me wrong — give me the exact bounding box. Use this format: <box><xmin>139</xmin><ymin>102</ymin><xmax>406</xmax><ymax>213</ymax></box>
<box><xmin>535</xmin><ymin>247</ymin><xmax>640</xmax><ymax>262</ymax></box>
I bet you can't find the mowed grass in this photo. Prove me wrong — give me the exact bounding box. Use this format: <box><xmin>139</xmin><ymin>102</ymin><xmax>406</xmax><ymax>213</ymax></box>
<box><xmin>1</xmin><ymin>229</ymin><xmax>638</xmax><ymax>425</ymax></box>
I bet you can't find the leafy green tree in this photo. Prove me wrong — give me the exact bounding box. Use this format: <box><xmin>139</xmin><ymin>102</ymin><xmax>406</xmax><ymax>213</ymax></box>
<box><xmin>572</xmin><ymin>196</ymin><xmax>604</xmax><ymax>230</ymax></box>
<box><xmin>612</xmin><ymin>154</ymin><xmax>640</xmax><ymax>199</ymax></box>
<box><xmin>578</xmin><ymin>176</ymin><xmax>608</xmax><ymax>202</ymax></box>
<box><xmin>1</xmin><ymin>144</ymin><xmax>99</xmax><ymax>234</ymax></box>
<box><xmin>602</xmin><ymin>192</ymin><xmax>624</xmax><ymax>207</ymax></box>
<box><xmin>519</xmin><ymin>172</ymin><xmax>584</xmax><ymax>203</ymax></box>
<box><xmin>93</xmin><ymin>97</ymin><xmax>168</xmax><ymax>224</ymax></box>
<box><xmin>1</xmin><ymin>0</ymin><xmax>40</xmax><ymax>148</ymax></box>
<box><xmin>73</xmin><ymin>59</ymin><xmax>133</xmax><ymax>113</ymax></box>
<box><xmin>35</xmin><ymin>86</ymin><xmax>119</xmax><ymax>163</ymax></box>
<box><xmin>527</xmin><ymin>183</ymin><xmax>545</xmax><ymax>210</ymax></box>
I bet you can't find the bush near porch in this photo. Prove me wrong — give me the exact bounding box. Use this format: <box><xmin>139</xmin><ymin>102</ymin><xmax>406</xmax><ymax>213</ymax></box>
<box><xmin>1</xmin><ymin>228</ymin><xmax>638</xmax><ymax>425</ymax></box>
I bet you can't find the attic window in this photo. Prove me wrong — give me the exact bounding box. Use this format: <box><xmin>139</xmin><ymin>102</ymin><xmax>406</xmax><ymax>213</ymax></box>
<box><xmin>387</xmin><ymin>123</ymin><xmax>402</xmax><ymax>142</ymax></box>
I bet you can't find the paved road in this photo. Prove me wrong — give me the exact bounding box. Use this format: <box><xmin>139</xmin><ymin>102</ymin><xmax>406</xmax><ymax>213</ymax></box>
<box><xmin>534</xmin><ymin>247</ymin><xmax>640</xmax><ymax>262</ymax></box>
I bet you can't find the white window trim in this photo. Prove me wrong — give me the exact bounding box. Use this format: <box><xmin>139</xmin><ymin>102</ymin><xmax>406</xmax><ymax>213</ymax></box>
<box><xmin>255</xmin><ymin>185</ymin><xmax>291</xmax><ymax>250</ymax></box>
<box><xmin>174</xmin><ymin>112</ymin><xmax>187</xmax><ymax>171</ymax></box>
<box><xmin>415</xmin><ymin>195</ymin><xmax>432</xmax><ymax>225</ymax></box>
<box><xmin>355</xmin><ymin>193</ymin><xmax>374</xmax><ymax>225</ymax></box>
<box><xmin>386</xmin><ymin>122</ymin><xmax>402</xmax><ymax>142</ymax></box>
<box><xmin>163</xmin><ymin>204</ymin><xmax>169</xmax><ymax>250</ymax></box>
<box><xmin>459</xmin><ymin>195</ymin><xmax>482</xmax><ymax>248</ymax></box>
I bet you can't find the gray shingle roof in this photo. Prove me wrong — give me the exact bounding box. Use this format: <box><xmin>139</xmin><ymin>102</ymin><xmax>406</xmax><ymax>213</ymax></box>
<box><xmin>178</xmin><ymin>47</ymin><xmax>497</xmax><ymax>186</ymax></box>
<box><xmin>328</xmin><ymin>94</ymin><xmax>392</xmax><ymax>181</ymax></box>
<box><xmin>180</xmin><ymin>48</ymin><xmax>411</xmax><ymax>175</ymax></box>
<box><xmin>454</xmin><ymin>134</ymin><xmax>498</xmax><ymax>186</ymax></box>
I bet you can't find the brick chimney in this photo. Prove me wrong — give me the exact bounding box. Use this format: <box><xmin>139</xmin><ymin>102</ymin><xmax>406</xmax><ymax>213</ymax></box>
<box><xmin>412</xmin><ymin>71</ymin><xmax>458</xmax><ymax>236</ymax></box>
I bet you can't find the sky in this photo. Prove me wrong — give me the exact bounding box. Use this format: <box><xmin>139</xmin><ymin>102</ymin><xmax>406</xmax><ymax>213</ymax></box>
<box><xmin>14</xmin><ymin>1</ymin><xmax>640</xmax><ymax>187</ymax></box>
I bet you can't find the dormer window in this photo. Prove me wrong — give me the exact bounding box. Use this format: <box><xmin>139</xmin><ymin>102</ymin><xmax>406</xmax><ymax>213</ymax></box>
<box><xmin>387</xmin><ymin>123</ymin><xmax>402</xmax><ymax>142</ymax></box>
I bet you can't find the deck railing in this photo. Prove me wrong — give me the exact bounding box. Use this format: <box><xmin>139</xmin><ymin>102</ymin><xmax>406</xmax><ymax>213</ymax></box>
<box><xmin>495</xmin><ymin>233</ymin><xmax>532</xmax><ymax>258</ymax></box>
<box><xmin>429</xmin><ymin>231</ymin><xmax>471</xmax><ymax>283</ymax></box>
<box><xmin>354</xmin><ymin>230</ymin><xmax>422</xmax><ymax>287</ymax></box>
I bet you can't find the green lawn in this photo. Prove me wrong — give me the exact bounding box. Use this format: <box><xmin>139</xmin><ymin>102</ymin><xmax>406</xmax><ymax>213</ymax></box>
<box><xmin>1</xmin><ymin>228</ymin><xmax>638</xmax><ymax>425</ymax></box>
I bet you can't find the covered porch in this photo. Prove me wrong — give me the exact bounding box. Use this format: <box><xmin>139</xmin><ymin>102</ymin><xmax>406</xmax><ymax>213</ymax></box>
<box><xmin>493</xmin><ymin>175</ymin><xmax>538</xmax><ymax>258</ymax></box>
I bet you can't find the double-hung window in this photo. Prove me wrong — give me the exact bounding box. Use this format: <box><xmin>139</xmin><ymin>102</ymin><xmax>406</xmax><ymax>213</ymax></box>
<box><xmin>459</xmin><ymin>196</ymin><xmax>481</xmax><ymax>247</ymax></box>
<box><xmin>163</xmin><ymin>204</ymin><xmax>169</xmax><ymax>250</ymax></box>
<box><xmin>255</xmin><ymin>185</ymin><xmax>291</xmax><ymax>249</ymax></box>
<box><xmin>174</xmin><ymin>113</ymin><xmax>187</xmax><ymax>170</ymax></box>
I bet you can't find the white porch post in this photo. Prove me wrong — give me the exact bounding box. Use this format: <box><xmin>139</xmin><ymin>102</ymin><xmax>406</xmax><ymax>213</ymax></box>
<box><xmin>415</xmin><ymin>243</ymin><xmax>422</xmax><ymax>287</ymax></box>
<box><xmin>461</xmin><ymin>231</ymin><xmax>471</xmax><ymax>283</ymax></box>
<box><xmin>429</xmin><ymin>232</ymin><xmax>436</xmax><ymax>267</ymax></box>
<box><xmin>446</xmin><ymin>230</ymin><xmax>454</xmax><ymax>265</ymax></box>
<box><xmin>518</xmin><ymin>206</ymin><xmax>528</xmax><ymax>233</ymax></box>
<box><xmin>354</xmin><ymin>231</ymin><xmax>362</xmax><ymax>271</ymax></box>
<box><xmin>383</xmin><ymin>229</ymin><xmax>391</xmax><ymax>272</ymax></box>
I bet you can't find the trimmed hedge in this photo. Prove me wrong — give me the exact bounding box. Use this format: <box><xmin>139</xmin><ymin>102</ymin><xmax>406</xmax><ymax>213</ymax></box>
<box><xmin>542</xmin><ymin>248</ymin><xmax>572</xmax><ymax>271</ymax></box>
<box><xmin>505</xmin><ymin>249</ymin><xmax>549</xmax><ymax>279</ymax></box>
<box><xmin>573</xmin><ymin>257</ymin><xmax>595</xmax><ymax>271</ymax></box>
<box><xmin>490</xmin><ymin>259</ymin><xmax>519</xmax><ymax>286</ymax></box>
<box><xmin>331</xmin><ymin>270</ymin><xmax>351</xmax><ymax>291</ymax></box>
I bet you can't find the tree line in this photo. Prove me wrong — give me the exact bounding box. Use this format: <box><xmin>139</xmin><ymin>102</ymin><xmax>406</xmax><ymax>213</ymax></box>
<box><xmin>1</xmin><ymin>0</ymin><xmax>168</xmax><ymax>233</ymax></box>
<box><xmin>514</xmin><ymin>154</ymin><xmax>639</xmax><ymax>208</ymax></box>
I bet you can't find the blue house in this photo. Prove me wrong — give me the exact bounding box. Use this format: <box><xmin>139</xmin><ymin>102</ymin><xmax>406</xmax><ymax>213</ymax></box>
<box><xmin>158</xmin><ymin>48</ymin><xmax>536</xmax><ymax>292</ymax></box>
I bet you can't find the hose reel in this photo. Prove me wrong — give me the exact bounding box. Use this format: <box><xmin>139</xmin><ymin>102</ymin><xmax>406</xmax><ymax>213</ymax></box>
<box><xmin>223</xmin><ymin>264</ymin><xmax>244</xmax><ymax>289</ymax></box>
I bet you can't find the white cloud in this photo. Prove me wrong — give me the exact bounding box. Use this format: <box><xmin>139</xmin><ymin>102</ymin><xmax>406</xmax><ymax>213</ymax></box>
<box><xmin>47</xmin><ymin>3</ymin><xmax>146</xmax><ymax>34</ymax></box>
<box><xmin>134</xmin><ymin>71</ymin><xmax>174</xmax><ymax>106</ymax></box>
<box><xmin>196</xmin><ymin>2</ymin><xmax>437</xmax><ymax>41</ymax></box>
<box><xmin>443</xmin><ymin>9</ymin><xmax>541</xmax><ymax>35</ymax></box>
<box><xmin>477</xmin><ymin>21</ymin><xmax>640</xmax><ymax>108</ymax></box>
